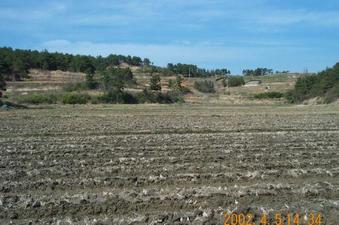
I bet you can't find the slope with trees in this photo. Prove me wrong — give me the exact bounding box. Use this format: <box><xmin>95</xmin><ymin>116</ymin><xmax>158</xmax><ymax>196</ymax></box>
<box><xmin>287</xmin><ymin>63</ymin><xmax>339</xmax><ymax>103</ymax></box>
<box><xmin>0</xmin><ymin>47</ymin><xmax>151</xmax><ymax>81</ymax></box>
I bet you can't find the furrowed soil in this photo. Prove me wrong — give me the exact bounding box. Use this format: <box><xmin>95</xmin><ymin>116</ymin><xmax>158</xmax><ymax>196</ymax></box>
<box><xmin>0</xmin><ymin>104</ymin><xmax>338</xmax><ymax>225</ymax></box>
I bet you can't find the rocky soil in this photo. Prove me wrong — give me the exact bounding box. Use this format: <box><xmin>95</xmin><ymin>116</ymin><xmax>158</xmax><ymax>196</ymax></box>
<box><xmin>0</xmin><ymin>104</ymin><xmax>338</xmax><ymax>225</ymax></box>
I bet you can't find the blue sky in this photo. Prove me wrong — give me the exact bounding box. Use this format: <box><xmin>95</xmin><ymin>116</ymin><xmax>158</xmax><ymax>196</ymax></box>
<box><xmin>0</xmin><ymin>0</ymin><xmax>339</xmax><ymax>74</ymax></box>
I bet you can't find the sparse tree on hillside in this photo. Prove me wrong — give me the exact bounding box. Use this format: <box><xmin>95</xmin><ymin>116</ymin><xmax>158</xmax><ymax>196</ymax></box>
<box><xmin>149</xmin><ymin>74</ymin><xmax>161</xmax><ymax>91</ymax></box>
<box><xmin>168</xmin><ymin>75</ymin><xmax>184</xmax><ymax>92</ymax></box>
<box><xmin>100</xmin><ymin>68</ymin><xmax>134</xmax><ymax>94</ymax></box>
<box><xmin>175</xmin><ymin>75</ymin><xmax>183</xmax><ymax>90</ymax></box>
<box><xmin>12</xmin><ymin>59</ymin><xmax>28</xmax><ymax>81</ymax></box>
<box><xmin>168</xmin><ymin>79</ymin><xmax>175</xmax><ymax>89</ymax></box>
<box><xmin>0</xmin><ymin>74</ymin><xmax>6</xmax><ymax>90</ymax></box>
<box><xmin>143</xmin><ymin>58</ymin><xmax>151</xmax><ymax>66</ymax></box>
<box><xmin>85</xmin><ymin>72</ymin><xmax>98</xmax><ymax>89</ymax></box>
<box><xmin>0</xmin><ymin>74</ymin><xmax>6</xmax><ymax>98</ymax></box>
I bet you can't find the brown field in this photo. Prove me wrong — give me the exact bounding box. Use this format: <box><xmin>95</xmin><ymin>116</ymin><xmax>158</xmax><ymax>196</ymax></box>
<box><xmin>0</xmin><ymin>104</ymin><xmax>338</xmax><ymax>224</ymax></box>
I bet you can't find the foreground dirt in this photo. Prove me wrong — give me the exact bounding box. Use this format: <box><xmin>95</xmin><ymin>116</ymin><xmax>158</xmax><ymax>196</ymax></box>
<box><xmin>0</xmin><ymin>104</ymin><xmax>338</xmax><ymax>225</ymax></box>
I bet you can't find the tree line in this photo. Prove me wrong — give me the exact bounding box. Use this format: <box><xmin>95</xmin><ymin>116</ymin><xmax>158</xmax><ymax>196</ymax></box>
<box><xmin>167</xmin><ymin>63</ymin><xmax>231</xmax><ymax>77</ymax></box>
<box><xmin>0</xmin><ymin>47</ymin><xmax>151</xmax><ymax>81</ymax></box>
<box><xmin>242</xmin><ymin>68</ymin><xmax>274</xmax><ymax>76</ymax></box>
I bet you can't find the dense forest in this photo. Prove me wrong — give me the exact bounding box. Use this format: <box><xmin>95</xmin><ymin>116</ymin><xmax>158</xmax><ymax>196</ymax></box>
<box><xmin>0</xmin><ymin>47</ymin><xmax>150</xmax><ymax>81</ymax></box>
<box><xmin>287</xmin><ymin>63</ymin><xmax>339</xmax><ymax>103</ymax></box>
<box><xmin>0</xmin><ymin>47</ymin><xmax>231</xmax><ymax>83</ymax></box>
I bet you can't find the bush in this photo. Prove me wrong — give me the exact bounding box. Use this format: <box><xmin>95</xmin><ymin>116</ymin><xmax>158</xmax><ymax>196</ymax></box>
<box><xmin>228</xmin><ymin>76</ymin><xmax>245</xmax><ymax>87</ymax></box>
<box><xmin>136</xmin><ymin>89</ymin><xmax>183</xmax><ymax>104</ymax></box>
<box><xmin>85</xmin><ymin>73</ymin><xmax>99</xmax><ymax>89</ymax></box>
<box><xmin>62</xmin><ymin>93</ymin><xmax>91</xmax><ymax>104</ymax></box>
<box><xmin>168</xmin><ymin>77</ymin><xmax>190</xmax><ymax>94</ymax></box>
<box><xmin>285</xmin><ymin>90</ymin><xmax>297</xmax><ymax>103</ymax></box>
<box><xmin>254</xmin><ymin>92</ymin><xmax>284</xmax><ymax>99</ymax></box>
<box><xmin>16</xmin><ymin>93</ymin><xmax>58</xmax><ymax>104</ymax></box>
<box><xmin>165</xmin><ymin>91</ymin><xmax>184</xmax><ymax>103</ymax></box>
<box><xmin>149</xmin><ymin>75</ymin><xmax>161</xmax><ymax>91</ymax></box>
<box><xmin>194</xmin><ymin>80</ymin><xmax>215</xmax><ymax>93</ymax></box>
<box><xmin>97</xmin><ymin>90</ymin><xmax>138</xmax><ymax>104</ymax></box>
<box><xmin>168</xmin><ymin>79</ymin><xmax>175</xmax><ymax>89</ymax></box>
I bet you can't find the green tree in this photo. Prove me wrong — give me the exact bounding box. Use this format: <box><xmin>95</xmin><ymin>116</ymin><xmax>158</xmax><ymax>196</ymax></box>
<box><xmin>12</xmin><ymin>59</ymin><xmax>28</xmax><ymax>81</ymax></box>
<box><xmin>149</xmin><ymin>74</ymin><xmax>161</xmax><ymax>91</ymax></box>
<box><xmin>100</xmin><ymin>68</ymin><xmax>134</xmax><ymax>93</ymax></box>
<box><xmin>0</xmin><ymin>74</ymin><xmax>6</xmax><ymax>91</ymax></box>
<box><xmin>228</xmin><ymin>76</ymin><xmax>245</xmax><ymax>87</ymax></box>
<box><xmin>85</xmin><ymin>72</ymin><xmax>98</xmax><ymax>89</ymax></box>
<box><xmin>175</xmin><ymin>75</ymin><xmax>183</xmax><ymax>90</ymax></box>
<box><xmin>143</xmin><ymin>58</ymin><xmax>151</xmax><ymax>66</ymax></box>
<box><xmin>168</xmin><ymin>79</ymin><xmax>175</xmax><ymax>89</ymax></box>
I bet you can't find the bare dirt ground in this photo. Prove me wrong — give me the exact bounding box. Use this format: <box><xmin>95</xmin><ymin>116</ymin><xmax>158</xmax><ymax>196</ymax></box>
<box><xmin>0</xmin><ymin>104</ymin><xmax>338</xmax><ymax>225</ymax></box>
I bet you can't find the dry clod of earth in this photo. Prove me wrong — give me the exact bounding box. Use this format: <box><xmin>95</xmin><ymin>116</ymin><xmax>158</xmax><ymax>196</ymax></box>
<box><xmin>0</xmin><ymin>104</ymin><xmax>338</xmax><ymax>225</ymax></box>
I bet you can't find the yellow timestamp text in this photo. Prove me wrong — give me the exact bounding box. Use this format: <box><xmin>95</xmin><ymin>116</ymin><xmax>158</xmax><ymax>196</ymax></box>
<box><xmin>224</xmin><ymin>212</ymin><xmax>322</xmax><ymax>225</ymax></box>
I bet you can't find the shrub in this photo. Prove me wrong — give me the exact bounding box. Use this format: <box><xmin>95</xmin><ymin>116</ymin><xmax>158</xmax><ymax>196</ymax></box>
<box><xmin>165</xmin><ymin>91</ymin><xmax>184</xmax><ymax>103</ymax></box>
<box><xmin>136</xmin><ymin>89</ymin><xmax>183</xmax><ymax>104</ymax></box>
<box><xmin>97</xmin><ymin>90</ymin><xmax>138</xmax><ymax>104</ymax></box>
<box><xmin>16</xmin><ymin>93</ymin><xmax>58</xmax><ymax>104</ymax></box>
<box><xmin>285</xmin><ymin>90</ymin><xmax>297</xmax><ymax>103</ymax></box>
<box><xmin>254</xmin><ymin>92</ymin><xmax>284</xmax><ymax>99</ymax></box>
<box><xmin>168</xmin><ymin>79</ymin><xmax>175</xmax><ymax>89</ymax></box>
<box><xmin>168</xmin><ymin>77</ymin><xmax>190</xmax><ymax>94</ymax></box>
<box><xmin>228</xmin><ymin>76</ymin><xmax>245</xmax><ymax>87</ymax></box>
<box><xmin>85</xmin><ymin>73</ymin><xmax>99</xmax><ymax>89</ymax></box>
<box><xmin>194</xmin><ymin>80</ymin><xmax>215</xmax><ymax>93</ymax></box>
<box><xmin>149</xmin><ymin>75</ymin><xmax>161</xmax><ymax>91</ymax></box>
<box><xmin>62</xmin><ymin>93</ymin><xmax>91</xmax><ymax>104</ymax></box>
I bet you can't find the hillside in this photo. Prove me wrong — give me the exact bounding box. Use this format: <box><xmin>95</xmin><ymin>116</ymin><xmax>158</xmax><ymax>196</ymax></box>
<box><xmin>3</xmin><ymin>68</ymin><xmax>301</xmax><ymax>105</ymax></box>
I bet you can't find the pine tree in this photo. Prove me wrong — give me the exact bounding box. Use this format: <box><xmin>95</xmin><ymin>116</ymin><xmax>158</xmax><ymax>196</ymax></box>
<box><xmin>149</xmin><ymin>75</ymin><xmax>161</xmax><ymax>91</ymax></box>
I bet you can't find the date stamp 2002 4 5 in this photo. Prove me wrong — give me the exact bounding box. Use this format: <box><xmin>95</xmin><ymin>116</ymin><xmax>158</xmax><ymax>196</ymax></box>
<box><xmin>224</xmin><ymin>212</ymin><xmax>322</xmax><ymax>225</ymax></box>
